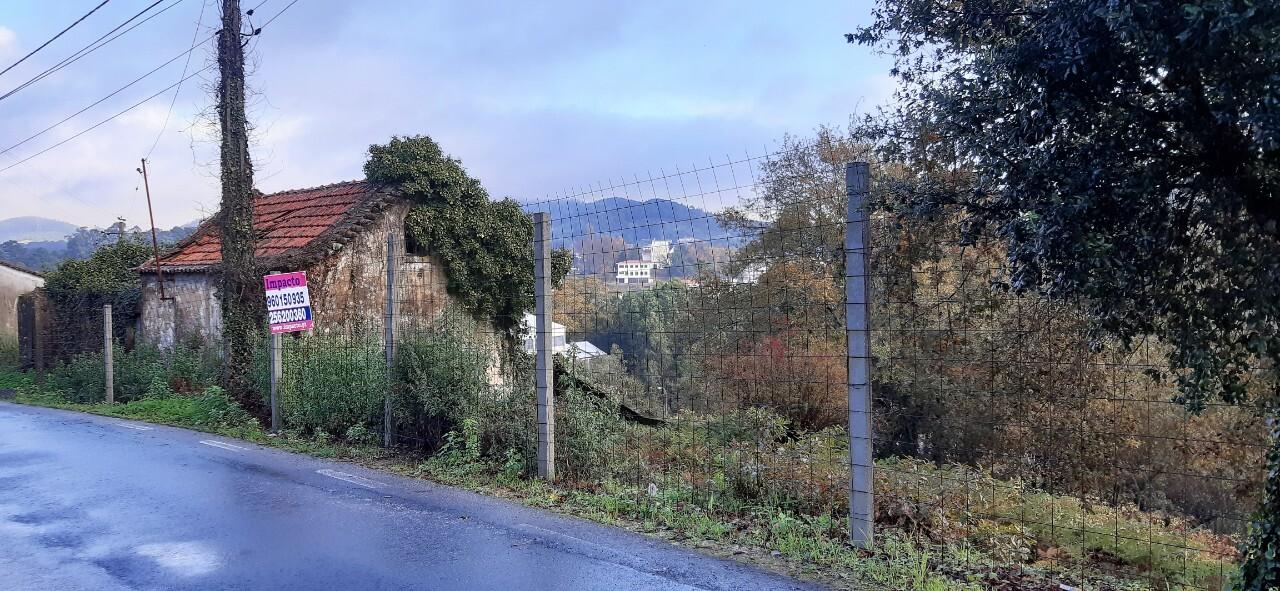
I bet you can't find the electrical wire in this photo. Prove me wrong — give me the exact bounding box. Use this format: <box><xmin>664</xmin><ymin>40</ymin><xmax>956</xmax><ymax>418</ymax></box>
<box><xmin>0</xmin><ymin>0</ymin><xmax>303</xmax><ymax>177</ymax></box>
<box><xmin>0</xmin><ymin>0</ymin><xmax>182</xmax><ymax>104</ymax></box>
<box><xmin>0</xmin><ymin>32</ymin><xmax>219</xmax><ymax>159</ymax></box>
<box><xmin>0</xmin><ymin>64</ymin><xmax>214</xmax><ymax>176</ymax></box>
<box><xmin>260</xmin><ymin>0</ymin><xmax>300</xmax><ymax>28</ymax></box>
<box><xmin>145</xmin><ymin>0</ymin><xmax>210</xmax><ymax>160</ymax></box>
<box><xmin>0</xmin><ymin>0</ymin><xmax>112</xmax><ymax>78</ymax></box>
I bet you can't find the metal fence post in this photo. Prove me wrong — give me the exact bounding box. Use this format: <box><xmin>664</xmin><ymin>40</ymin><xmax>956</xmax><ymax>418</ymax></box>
<box><xmin>103</xmin><ymin>304</ymin><xmax>114</xmax><ymax>404</ymax></box>
<box><xmin>268</xmin><ymin>270</ymin><xmax>282</xmax><ymax>433</ymax></box>
<box><xmin>845</xmin><ymin>161</ymin><xmax>874</xmax><ymax>547</ymax></box>
<box><xmin>383</xmin><ymin>232</ymin><xmax>397</xmax><ymax>447</ymax></box>
<box><xmin>270</xmin><ymin>333</ymin><xmax>282</xmax><ymax>432</ymax></box>
<box><xmin>532</xmin><ymin>212</ymin><xmax>556</xmax><ymax>481</ymax></box>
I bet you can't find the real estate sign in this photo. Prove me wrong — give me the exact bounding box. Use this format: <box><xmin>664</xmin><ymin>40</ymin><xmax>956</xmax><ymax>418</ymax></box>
<box><xmin>263</xmin><ymin>271</ymin><xmax>313</xmax><ymax>334</ymax></box>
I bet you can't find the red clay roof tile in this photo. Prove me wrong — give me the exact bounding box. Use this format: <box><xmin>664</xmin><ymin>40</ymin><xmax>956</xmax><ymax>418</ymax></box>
<box><xmin>146</xmin><ymin>180</ymin><xmax>389</xmax><ymax>271</ymax></box>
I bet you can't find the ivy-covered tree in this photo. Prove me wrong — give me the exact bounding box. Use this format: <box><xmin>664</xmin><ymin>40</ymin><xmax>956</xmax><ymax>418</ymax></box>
<box><xmin>850</xmin><ymin>1</ymin><xmax>1280</xmax><ymax>586</ymax></box>
<box><xmin>364</xmin><ymin>135</ymin><xmax>571</xmax><ymax>336</ymax></box>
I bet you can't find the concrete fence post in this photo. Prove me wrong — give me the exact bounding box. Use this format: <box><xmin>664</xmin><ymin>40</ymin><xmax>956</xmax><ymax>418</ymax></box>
<box><xmin>845</xmin><ymin>161</ymin><xmax>874</xmax><ymax>547</ymax></box>
<box><xmin>532</xmin><ymin>212</ymin><xmax>556</xmax><ymax>481</ymax></box>
<box><xmin>383</xmin><ymin>232</ymin><xmax>398</xmax><ymax>447</ymax></box>
<box><xmin>103</xmin><ymin>304</ymin><xmax>114</xmax><ymax>404</ymax></box>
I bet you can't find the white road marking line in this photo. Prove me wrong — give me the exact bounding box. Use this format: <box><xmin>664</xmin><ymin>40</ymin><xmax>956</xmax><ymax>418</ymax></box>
<box><xmin>199</xmin><ymin>440</ymin><xmax>247</xmax><ymax>452</ymax></box>
<box><xmin>316</xmin><ymin>469</ymin><xmax>383</xmax><ymax>489</ymax></box>
<box><xmin>116</xmin><ymin>423</ymin><xmax>152</xmax><ymax>431</ymax></box>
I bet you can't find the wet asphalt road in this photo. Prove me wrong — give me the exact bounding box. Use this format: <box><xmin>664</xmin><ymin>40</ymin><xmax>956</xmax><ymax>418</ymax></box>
<box><xmin>0</xmin><ymin>402</ymin><xmax>822</xmax><ymax>591</ymax></box>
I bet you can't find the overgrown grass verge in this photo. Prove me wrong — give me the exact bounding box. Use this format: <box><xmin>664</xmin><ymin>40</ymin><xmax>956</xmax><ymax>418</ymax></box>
<box><xmin>0</xmin><ymin>367</ymin><xmax>1237</xmax><ymax>590</ymax></box>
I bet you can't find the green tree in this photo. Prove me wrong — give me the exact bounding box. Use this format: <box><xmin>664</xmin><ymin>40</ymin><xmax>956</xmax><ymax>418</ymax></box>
<box><xmin>603</xmin><ymin>281</ymin><xmax>696</xmax><ymax>408</ymax></box>
<box><xmin>364</xmin><ymin>135</ymin><xmax>571</xmax><ymax>336</ymax></box>
<box><xmin>42</xmin><ymin>239</ymin><xmax>151</xmax><ymax>362</ymax></box>
<box><xmin>851</xmin><ymin>1</ymin><xmax>1280</xmax><ymax>586</ymax></box>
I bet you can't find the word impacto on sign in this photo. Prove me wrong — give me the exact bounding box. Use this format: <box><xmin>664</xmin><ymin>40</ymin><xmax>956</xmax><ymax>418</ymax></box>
<box><xmin>263</xmin><ymin>271</ymin><xmax>313</xmax><ymax>334</ymax></box>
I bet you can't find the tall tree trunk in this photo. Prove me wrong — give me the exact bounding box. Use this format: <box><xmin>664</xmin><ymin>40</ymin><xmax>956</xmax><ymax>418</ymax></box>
<box><xmin>217</xmin><ymin>0</ymin><xmax>265</xmax><ymax>420</ymax></box>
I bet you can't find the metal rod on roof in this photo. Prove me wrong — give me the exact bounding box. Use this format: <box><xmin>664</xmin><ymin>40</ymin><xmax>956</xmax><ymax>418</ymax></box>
<box><xmin>139</xmin><ymin>158</ymin><xmax>168</xmax><ymax>300</ymax></box>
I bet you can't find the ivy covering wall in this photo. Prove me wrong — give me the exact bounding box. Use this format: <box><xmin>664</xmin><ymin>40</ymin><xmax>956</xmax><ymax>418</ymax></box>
<box><xmin>364</xmin><ymin>135</ymin><xmax>571</xmax><ymax>336</ymax></box>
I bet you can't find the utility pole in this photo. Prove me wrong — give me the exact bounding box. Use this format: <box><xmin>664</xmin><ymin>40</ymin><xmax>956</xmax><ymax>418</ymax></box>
<box><xmin>218</xmin><ymin>0</ymin><xmax>266</xmax><ymax>420</ymax></box>
<box><xmin>138</xmin><ymin>159</ymin><xmax>168</xmax><ymax>300</ymax></box>
<box><xmin>103</xmin><ymin>217</ymin><xmax>126</xmax><ymax>244</ymax></box>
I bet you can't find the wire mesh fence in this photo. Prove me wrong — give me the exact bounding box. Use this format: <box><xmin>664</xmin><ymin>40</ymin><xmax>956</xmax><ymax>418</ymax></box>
<box><xmin>6</xmin><ymin>137</ymin><xmax>1268</xmax><ymax>590</ymax></box>
<box><xmin>518</xmin><ymin>136</ymin><xmax>1266</xmax><ymax>589</ymax></box>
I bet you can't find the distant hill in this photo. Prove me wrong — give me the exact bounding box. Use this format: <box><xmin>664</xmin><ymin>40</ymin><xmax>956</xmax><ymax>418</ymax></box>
<box><xmin>525</xmin><ymin>198</ymin><xmax>740</xmax><ymax>250</ymax></box>
<box><xmin>0</xmin><ymin>216</ymin><xmax>79</xmax><ymax>242</ymax></box>
<box><xmin>0</xmin><ymin>222</ymin><xmax>196</xmax><ymax>272</ymax></box>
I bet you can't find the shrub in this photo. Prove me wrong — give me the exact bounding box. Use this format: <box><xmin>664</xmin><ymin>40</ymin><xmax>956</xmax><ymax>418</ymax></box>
<box><xmin>46</xmin><ymin>341</ymin><xmax>222</xmax><ymax>405</ymax></box>
<box><xmin>279</xmin><ymin>331</ymin><xmax>386</xmax><ymax>437</ymax></box>
<box><xmin>48</xmin><ymin>351</ymin><xmax>106</xmax><ymax>403</ymax></box>
<box><xmin>0</xmin><ymin>335</ymin><xmax>17</xmax><ymax>369</ymax></box>
<box><xmin>112</xmin><ymin>345</ymin><xmax>166</xmax><ymax>402</ymax></box>
<box><xmin>165</xmin><ymin>337</ymin><xmax>220</xmax><ymax>393</ymax></box>
<box><xmin>421</xmin><ymin>418</ymin><xmax>484</xmax><ymax>479</ymax></box>
<box><xmin>392</xmin><ymin>310</ymin><xmax>494</xmax><ymax>449</ymax></box>
<box><xmin>555</xmin><ymin>385</ymin><xmax>632</xmax><ymax>484</ymax></box>
<box><xmin>110</xmin><ymin>386</ymin><xmax>258</xmax><ymax>434</ymax></box>
<box><xmin>472</xmin><ymin>385</ymin><xmax>536</xmax><ymax>465</ymax></box>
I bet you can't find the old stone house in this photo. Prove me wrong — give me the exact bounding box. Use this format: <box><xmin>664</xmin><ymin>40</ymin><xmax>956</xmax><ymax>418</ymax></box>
<box><xmin>137</xmin><ymin>180</ymin><xmax>453</xmax><ymax>348</ymax></box>
<box><xmin>0</xmin><ymin>260</ymin><xmax>44</xmax><ymax>339</ymax></box>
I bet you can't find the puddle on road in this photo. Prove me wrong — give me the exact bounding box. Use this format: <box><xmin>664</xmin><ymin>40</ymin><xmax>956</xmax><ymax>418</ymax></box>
<box><xmin>135</xmin><ymin>541</ymin><xmax>222</xmax><ymax>577</ymax></box>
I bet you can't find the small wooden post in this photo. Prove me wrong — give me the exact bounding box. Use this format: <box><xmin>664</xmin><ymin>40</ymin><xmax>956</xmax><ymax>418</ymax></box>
<box><xmin>103</xmin><ymin>304</ymin><xmax>114</xmax><ymax>404</ymax></box>
<box><xmin>532</xmin><ymin>212</ymin><xmax>555</xmax><ymax>481</ymax></box>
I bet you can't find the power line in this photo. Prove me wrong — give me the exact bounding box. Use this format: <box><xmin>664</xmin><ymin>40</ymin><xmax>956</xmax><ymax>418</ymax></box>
<box><xmin>0</xmin><ymin>32</ymin><xmax>219</xmax><ymax>159</ymax></box>
<box><xmin>146</xmin><ymin>0</ymin><xmax>210</xmax><ymax>159</ymax></box>
<box><xmin>0</xmin><ymin>0</ymin><xmax>301</xmax><ymax>177</ymax></box>
<box><xmin>0</xmin><ymin>64</ymin><xmax>214</xmax><ymax>175</ymax></box>
<box><xmin>260</xmin><ymin>0</ymin><xmax>299</xmax><ymax>28</ymax></box>
<box><xmin>0</xmin><ymin>0</ymin><xmax>181</xmax><ymax>104</ymax></box>
<box><xmin>0</xmin><ymin>0</ymin><xmax>113</xmax><ymax>78</ymax></box>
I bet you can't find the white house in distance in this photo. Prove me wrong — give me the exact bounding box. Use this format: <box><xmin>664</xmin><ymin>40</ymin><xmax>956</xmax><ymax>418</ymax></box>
<box><xmin>520</xmin><ymin>313</ymin><xmax>605</xmax><ymax>361</ymax></box>
<box><xmin>616</xmin><ymin>260</ymin><xmax>657</xmax><ymax>284</ymax></box>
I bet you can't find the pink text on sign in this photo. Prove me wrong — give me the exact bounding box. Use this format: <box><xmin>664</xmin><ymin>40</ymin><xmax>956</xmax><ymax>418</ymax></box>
<box><xmin>263</xmin><ymin>271</ymin><xmax>308</xmax><ymax>291</ymax></box>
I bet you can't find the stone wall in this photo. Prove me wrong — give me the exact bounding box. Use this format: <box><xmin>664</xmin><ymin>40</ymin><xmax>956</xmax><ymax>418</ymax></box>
<box><xmin>136</xmin><ymin>201</ymin><xmax>455</xmax><ymax>347</ymax></box>
<box><xmin>0</xmin><ymin>264</ymin><xmax>44</xmax><ymax>339</ymax></box>
<box><xmin>137</xmin><ymin>273</ymin><xmax>223</xmax><ymax>350</ymax></box>
<box><xmin>306</xmin><ymin>202</ymin><xmax>452</xmax><ymax>334</ymax></box>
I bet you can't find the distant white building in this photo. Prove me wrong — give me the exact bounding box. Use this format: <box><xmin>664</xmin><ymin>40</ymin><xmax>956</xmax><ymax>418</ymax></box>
<box><xmin>520</xmin><ymin>313</ymin><xmax>603</xmax><ymax>362</ymax></box>
<box><xmin>521</xmin><ymin>312</ymin><xmax>567</xmax><ymax>354</ymax></box>
<box><xmin>616</xmin><ymin>260</ymin><xmax>657</xmax><ymax>284</ymax></box>
<box><xmin>567</xmin><ymin>340</ymin><xmax>606</xmax><ymax>361</ymax></box>
<box><xmin>641</xmin><ymin>240</ymin><xmax>672</xmax><ymax>267</ymax></box>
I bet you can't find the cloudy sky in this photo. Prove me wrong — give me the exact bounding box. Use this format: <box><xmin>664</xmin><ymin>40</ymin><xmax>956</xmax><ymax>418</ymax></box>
<box><xmin>0</xmin><ymin>0</ymin><xmax>890</xmax><ymax>228</ymax></box>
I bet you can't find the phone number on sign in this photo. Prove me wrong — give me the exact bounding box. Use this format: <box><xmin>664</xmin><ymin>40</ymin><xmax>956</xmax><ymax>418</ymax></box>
<box><xmin>265</xmin><ymin>291</ymin><xmax>308</xmax><ymax>309</ymax></box>
<box><xmin>269</xmin><ymin>308</ymin><xmax>310</xmax><ymax>325</ymax></box>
